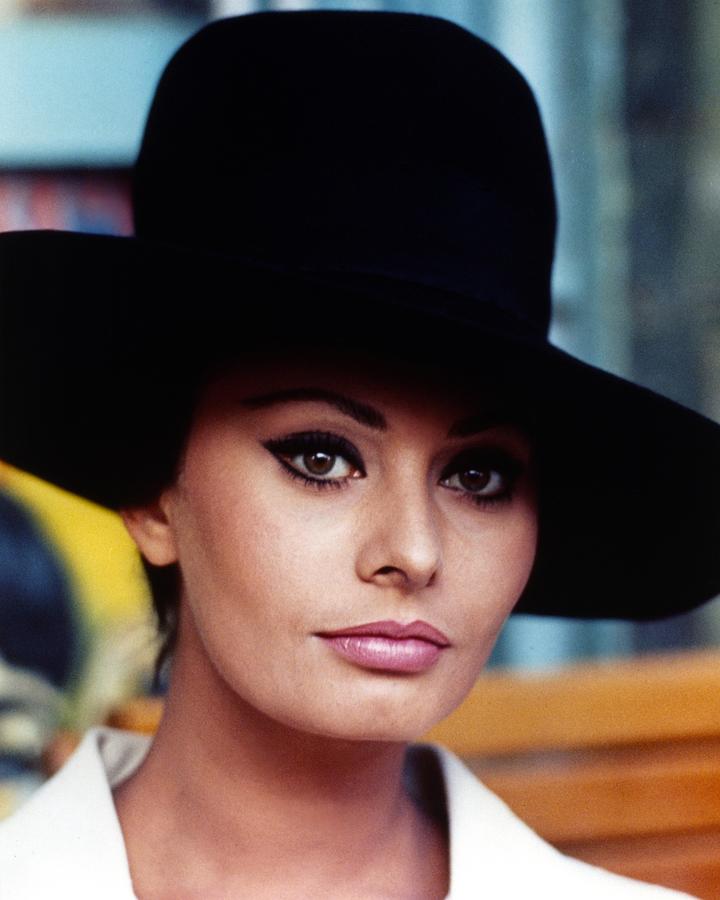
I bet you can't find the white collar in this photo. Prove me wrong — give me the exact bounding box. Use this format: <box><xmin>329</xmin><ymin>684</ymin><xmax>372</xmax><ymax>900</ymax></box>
<box><xmin>0</xmin><ymin>727</ymin><xmax>690</xmax><ymax>899</ymax></box>
<box><xmin>0</xmin><ymin>727</ymin><xmax>144</xmax><ymax>899</ymax></box>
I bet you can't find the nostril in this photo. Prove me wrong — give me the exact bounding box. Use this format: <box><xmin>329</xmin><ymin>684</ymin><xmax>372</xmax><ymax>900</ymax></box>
<box><xmin>376</xmin><ymin>565</ymin><xmax>401</xmax><ymax>576</ymax></box>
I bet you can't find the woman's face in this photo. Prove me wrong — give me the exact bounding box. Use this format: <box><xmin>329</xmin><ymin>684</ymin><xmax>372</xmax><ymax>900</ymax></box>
<box><xmin>132</xmin><ymin>353</ymin><xmax>537</xmax><ymax>741</ymax></box>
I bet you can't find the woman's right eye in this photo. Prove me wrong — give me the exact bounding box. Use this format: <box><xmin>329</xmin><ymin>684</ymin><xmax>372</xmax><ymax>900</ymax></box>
<box><xmin>285</xmin><ymin>448</ymin><xmax>358</xmax><ymax>480</ymax></box>
<box><xmin>263</xmin><ymin>432</ymin><xmax>365</xmax><ymax>488</ymax></box>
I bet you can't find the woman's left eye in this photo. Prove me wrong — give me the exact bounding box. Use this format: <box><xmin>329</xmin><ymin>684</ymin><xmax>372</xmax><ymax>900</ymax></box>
<box><xmin>439</xmin><ymin>451</ymin><xmax>521</xmax><ymax>504</ymax></box>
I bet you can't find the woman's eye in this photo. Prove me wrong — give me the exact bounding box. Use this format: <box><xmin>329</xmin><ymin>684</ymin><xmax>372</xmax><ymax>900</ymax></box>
<box><xmin>442</xmin><ymin>467</ymin><xmax>505</xmax><ymax>496</ymax></box>
<box><xmin>439</xmin><ymin>451</ymin><xmax>522</xmax><ymax>504</ymax></box>
<box><xmin>287</xmin><ymin>450</ymin><xmax>357</xmax><ymax>480</ymax></box>
<box><xmin>263</xmin><ymin>431</ymin><xmax>365</xmax><ymax>486</ymax></box>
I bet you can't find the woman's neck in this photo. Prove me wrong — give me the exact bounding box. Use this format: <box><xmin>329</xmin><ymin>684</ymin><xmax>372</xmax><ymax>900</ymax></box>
<box><xmin>113</xmin><ymin>622</ymin><xmax>449</xmax><ymax>899</ymax></box>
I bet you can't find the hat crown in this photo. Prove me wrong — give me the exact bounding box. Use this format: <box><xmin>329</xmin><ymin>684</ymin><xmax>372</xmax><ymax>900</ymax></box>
<box><xmin>133</xmin><ymin>11</ymin><xmax>557</xmax><ymax>336</ymax></box>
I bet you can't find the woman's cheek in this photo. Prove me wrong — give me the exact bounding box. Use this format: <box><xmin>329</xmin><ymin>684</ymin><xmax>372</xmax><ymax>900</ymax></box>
<box><xmin>449</xmin><ymin>512</ymin><xmax>537</xmax><ymax>657</ymax></box>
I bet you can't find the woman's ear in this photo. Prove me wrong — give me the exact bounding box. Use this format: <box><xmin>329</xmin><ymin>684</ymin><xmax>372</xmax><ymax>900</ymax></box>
<box><xmin>120</xmin><ymin>494</ymin><xmax>178</xmax><ymax>567</ymax></box>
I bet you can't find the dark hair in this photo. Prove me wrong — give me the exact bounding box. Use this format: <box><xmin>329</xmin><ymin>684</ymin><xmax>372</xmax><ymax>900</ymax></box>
<box><xmin>126</xmin><ymin>368</ymin><xmax>208</xmax><ymax>680</ymax></box>
<box><xmin>141</xmin><ymin>557</ymin><xmax>181</xmax><ymax>682</ymax></box>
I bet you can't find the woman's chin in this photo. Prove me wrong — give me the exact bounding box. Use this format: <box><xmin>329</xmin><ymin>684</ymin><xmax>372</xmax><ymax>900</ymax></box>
<box><xmin>249</xmin><ymin>684</ymin><xmax>466</xmax><ymax>745</ymax></box>
<box><xmin>284</xmin><ymin>715</ymin><xmax>441</xmax><ymax>745</ymax></box>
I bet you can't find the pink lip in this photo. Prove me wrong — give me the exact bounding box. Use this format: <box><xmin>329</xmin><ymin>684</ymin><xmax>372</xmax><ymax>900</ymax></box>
<box><xmin>316</xmin><ymin>620</ymin><xmax>451</xmax><ymax>674</ymax></box>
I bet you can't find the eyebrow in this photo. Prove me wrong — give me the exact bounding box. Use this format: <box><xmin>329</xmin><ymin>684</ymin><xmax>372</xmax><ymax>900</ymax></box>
<box><xmin>242</xmin><ymin>387</ymin><xmax>524</xmax><ymax>439</ymax></box>
<box><xmin>446</xmin><ymin>410</ymin><xmax>526</xmax><ymax>438</ymax></box>
<box><xmin>241</xmin><ymin>388</ymin><xmax>388</xmax><ymax>430</ymax></box>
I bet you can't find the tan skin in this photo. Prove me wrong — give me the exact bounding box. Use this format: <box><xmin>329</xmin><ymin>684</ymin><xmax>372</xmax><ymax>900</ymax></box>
<box><xmin>117</xmin><ymin>353</ymin><xmax>537</xmax><ymax>899</ymax></box>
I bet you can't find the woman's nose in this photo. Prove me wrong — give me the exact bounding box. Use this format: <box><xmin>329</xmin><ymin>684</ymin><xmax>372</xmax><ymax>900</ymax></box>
<box><xmin>355</xmin><ymin>481</ymin><xmax>442</xmax><ymax>593</ymax></box>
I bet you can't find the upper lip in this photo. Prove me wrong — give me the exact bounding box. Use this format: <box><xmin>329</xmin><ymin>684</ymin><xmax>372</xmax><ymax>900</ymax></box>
<box><xmin>317</xmin><ymin>620</ymin><xmax>451</xmax><ymax>647</ymax></box>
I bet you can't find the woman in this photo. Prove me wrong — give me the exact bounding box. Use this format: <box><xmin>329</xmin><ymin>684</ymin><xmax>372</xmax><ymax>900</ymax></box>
<box><xmin>0</xmin><ymin>11</ymin><xmax>717</xmax><ymax>898</ymax></box>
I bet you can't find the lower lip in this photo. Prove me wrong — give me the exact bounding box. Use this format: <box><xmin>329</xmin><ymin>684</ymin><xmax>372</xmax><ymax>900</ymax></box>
<box><xmin>319</xmin><ymin>635</ymin><xmax>444</xmax><ymax>673</ymax></box>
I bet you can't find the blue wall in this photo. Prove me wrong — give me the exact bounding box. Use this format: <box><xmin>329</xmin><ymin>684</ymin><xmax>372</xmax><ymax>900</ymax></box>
<box><xmin>0</xmin><ymin>15</ymin><xmax>202</xmax><ymax>167</ymax></box>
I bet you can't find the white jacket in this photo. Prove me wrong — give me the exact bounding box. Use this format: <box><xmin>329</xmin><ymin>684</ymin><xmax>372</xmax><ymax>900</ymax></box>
<box><xmin>0</xmin><ymin>728</ymin><xmax>693</xmax><ymax>899</ymax></box>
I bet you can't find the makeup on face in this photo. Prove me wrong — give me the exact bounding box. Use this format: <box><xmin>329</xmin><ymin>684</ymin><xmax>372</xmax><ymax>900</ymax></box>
<box><xmin>316</xmin><ymin>620</ymin><xmax>451</xmax><ymax>674</ymax></box>
<box><xmin>253</xmin><ymin>386</ymin><xmax>531</xmax><ymax>510</ymax></box>
<box><xmin>262</xmin><ymin>428</ymin><xmax>524</xmax><ymax>508</ymax></box>
<box><xmin>154</xmin><ymin>356</ymin><xmax>537</xmax><ymax>741</ymax></box>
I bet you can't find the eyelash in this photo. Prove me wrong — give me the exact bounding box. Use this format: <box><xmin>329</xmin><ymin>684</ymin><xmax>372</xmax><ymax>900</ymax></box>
<box><xmin>263</xmin><ymin>432</ymin><xmax>365</xmax><ymax>492</ymax></box>
<box><xmin>438</xmin><ymin>449</ymin><xmax>523</xmax><ymax>508</ymax></box>
<box><xmin>263</xmin><ymin>431</ymin><xmax>523</xmax><ymax>506</ymax></box>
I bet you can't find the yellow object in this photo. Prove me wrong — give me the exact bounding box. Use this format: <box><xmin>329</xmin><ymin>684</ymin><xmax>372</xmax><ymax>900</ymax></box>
<box><xmin>0</xmin><ymin>462</ymin><xmax>150</xmax><ymax>627</ymax></box>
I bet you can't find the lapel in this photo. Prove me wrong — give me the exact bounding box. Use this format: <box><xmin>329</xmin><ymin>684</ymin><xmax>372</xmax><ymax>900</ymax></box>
<box><xmin>0</xmin><ymin>727</ymin><xmax>148</xmax><ymax>900</ymax></box>
<box><xmin>434</xmin><ymin>745</ymin><xmax>691</xmax><ymax>899</ymax></box>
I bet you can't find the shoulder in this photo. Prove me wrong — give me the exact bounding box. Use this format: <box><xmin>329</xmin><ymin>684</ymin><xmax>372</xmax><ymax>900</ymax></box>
<box><xmin>0</xmin><ymin>727</ymin><xmax>148</xmax><ymax>900</ymax></box>
<box><xmin>425</xmin><ymin>744</ymin><xmax>696</xmax><ymax>900</ymax></box>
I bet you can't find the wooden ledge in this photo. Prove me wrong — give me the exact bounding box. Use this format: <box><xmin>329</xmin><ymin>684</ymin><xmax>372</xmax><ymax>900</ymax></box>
<box><xmin>425</xmin><ymin>650</ymin><xmax>720</xmax><ymax>756</ymax></box>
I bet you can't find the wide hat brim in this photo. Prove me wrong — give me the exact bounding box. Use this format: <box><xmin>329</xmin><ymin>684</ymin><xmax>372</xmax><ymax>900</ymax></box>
<box><xmin>2</xmin><ymin>229</ymin><xmax>719</xmax><ymax>622</ymax></box>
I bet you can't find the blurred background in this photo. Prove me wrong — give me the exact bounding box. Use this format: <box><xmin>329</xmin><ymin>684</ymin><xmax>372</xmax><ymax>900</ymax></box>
<box><xmin>0</xmin><ymin>0</ymin><xmax>719</xmax><ymax>812</ymax></box>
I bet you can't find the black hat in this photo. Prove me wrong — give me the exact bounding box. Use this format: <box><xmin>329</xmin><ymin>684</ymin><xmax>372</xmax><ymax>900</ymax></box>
<box><xmin>1</xmin><ymin>11</ymin><xmax>719</xmax><ymax>621</ymax></box>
